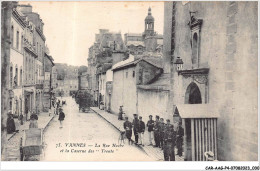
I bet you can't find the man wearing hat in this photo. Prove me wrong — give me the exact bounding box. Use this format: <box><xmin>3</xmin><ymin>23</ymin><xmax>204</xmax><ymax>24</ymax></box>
<box><xmin>123</xmin><ymin>117</ymin><xmax>132</xmax><ymax>145</ymax></box>
<box><xmin>163</xmin><ymin>124</ymin><xmax>176</xmax><ymax>161</ymax></box>
<box><xmin>146</xmin><ymin>115</ymin><xmax>155</xmax><ymax>145</ymax></box>
<box><xmin>176</xmin><ymin>122</ymin><xmax>184</xmax><ymax>157</ymax></box>
<box><xmin>153</xmin><ymin>115</ymin><xmax>160</xmax><ymax>147</ymax></box>
<box><xmin>137</xmin><ymin>116</ymin><xmax>145</xmax><ymax>146</ymax></box>
<box><xmin>159</xmin><ymin>118</ymin><xmax>165</xmax><ymax>150</ymax></box>
<box><xmin>132</xmin><ymin>114</ymin><xmax>139</xmax><ymax>144</ymax></box>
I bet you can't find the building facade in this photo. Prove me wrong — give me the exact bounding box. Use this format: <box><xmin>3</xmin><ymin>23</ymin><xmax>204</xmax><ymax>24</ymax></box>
<box><xmin>164</xmin><ymin>1</ymin><xmax>258</xmax><ymax>161</ymax></box>
<box><xmin>9</xmin><ymin>8</ymin><xmax>26</xmax><ymax>118</ymax></box>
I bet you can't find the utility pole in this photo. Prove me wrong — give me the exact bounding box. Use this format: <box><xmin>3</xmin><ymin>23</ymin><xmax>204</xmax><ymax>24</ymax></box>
<box><xmin>1</xmin><ymin>1</ymin><xmax>17</xmax><ymax>160</ymax></box>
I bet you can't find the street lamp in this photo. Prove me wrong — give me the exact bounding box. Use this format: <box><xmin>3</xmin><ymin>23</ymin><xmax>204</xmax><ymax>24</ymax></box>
<box><xmin>174</xmin><ymin>56</ymin><xmax>184</xmax><ymax>71</ymax></box>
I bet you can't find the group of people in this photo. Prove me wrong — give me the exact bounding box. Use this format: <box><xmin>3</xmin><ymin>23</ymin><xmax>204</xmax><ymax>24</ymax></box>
<box><xmin>52</xmin><ymin>98</ymin><xmax>66</xmax><ymax>128</ymax></box>
<box><xmin>123</xmin><ymin>113</ymin><xmax>184</xmax><ymax>161</ymax></box>
<box><xmin>6</xmin><ymin>109</ymin><xmax>39</xmax><ymax>134</ymax></box>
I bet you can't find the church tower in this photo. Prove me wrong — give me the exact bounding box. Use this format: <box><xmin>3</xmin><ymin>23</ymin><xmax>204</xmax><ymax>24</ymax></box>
<box><xmin>144</xmin><ymin>7</ymin><xmax>155</xmax><ymax>37</ymax></box>
<box><xmin>143</xmin><ymin>7</ymin><xmax>157</xmax><ymax>52</ymax></box>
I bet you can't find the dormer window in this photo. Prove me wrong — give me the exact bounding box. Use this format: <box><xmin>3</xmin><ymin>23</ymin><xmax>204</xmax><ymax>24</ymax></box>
<box><xmin>188</xmin><ymin>15</ymin><xmax>203</xmax><ymax>69</ymax></box>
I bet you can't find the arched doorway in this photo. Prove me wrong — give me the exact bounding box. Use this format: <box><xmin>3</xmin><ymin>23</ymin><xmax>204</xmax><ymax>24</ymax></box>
<box><xmin>184</xmin><ymin>82</ymin><xmax>202</xmax><ymax>161</ymax></box>
<box><xmin>185</xmin><ymin>82</ymin><xmax>202</xmax><ymax>104</ymax></box>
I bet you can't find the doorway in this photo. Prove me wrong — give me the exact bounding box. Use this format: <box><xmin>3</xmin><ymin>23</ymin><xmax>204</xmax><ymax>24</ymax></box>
<box><xmin>184</xmin><ymin>82</ymin><xmax>202</xmax><ymax>161</ymax></box>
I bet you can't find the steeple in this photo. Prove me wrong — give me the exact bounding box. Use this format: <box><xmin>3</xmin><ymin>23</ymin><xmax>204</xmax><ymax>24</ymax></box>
<box><xmin>144</xmin><ymin>7</ymin><xmax>155</xmax><ymax>37</ymax></box>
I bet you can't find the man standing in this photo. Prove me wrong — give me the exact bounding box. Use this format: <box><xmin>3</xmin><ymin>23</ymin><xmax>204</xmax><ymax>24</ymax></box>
<box><xmin>138</xmin><ymin>116</ymin><xmax>145</xmax><ymax>146</ymax></box>
<box><xmin>58</xmin><ymin>108</ymin><xmax>65</xmax><ymax>128</ymax></box>
<box><xmin>159</xmin><ymin>118</ymin><xmax>165</xmax><ymax>150</ymax></box>
<box><xmin>153</xmin><ymin>115</ymin><xmax>160</xmax><ymax>147</ymax></box>
<box><xmin>176</xmin><ymin>122</ymin><xmax>184</xmax><ymax>157</ymax></box>
<box><xmin>118</xmin><ymin>106</ymin><xmax>123</xmax><ymax>120</ymax></box>
<box><xmin>163</xmin><ymin>120</ymin><xmax>176</xmax><ymax>161</ymax></box>
<box><xmin>7</xmin><ymin>112</ymin><xmax>16</xmax><ymax>134</ymax></box>
<box><xmin>146</xmin><ymin>115</ymin><xmax>154</xmax><ymax>146</ymax></box>
<box><xmin>132</xmin><ymin>114</ymin><xmax>139</xmax><ymax>144</ymax></box>
<box><xmin>123</xmin><ymin>117</ymin><xmax>132</xmax><ymax>145</ymax></box>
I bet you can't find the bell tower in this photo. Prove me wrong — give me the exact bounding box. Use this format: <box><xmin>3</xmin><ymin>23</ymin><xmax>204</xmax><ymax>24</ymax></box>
<box><xmin>144</xmin><ymin>7</ymin><xmax>155</xmax><ymax>37</ymax></box>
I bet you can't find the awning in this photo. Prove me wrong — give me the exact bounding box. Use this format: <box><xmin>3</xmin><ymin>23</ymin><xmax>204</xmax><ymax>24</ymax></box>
<box><xmin>173</xmin><ymin>104</ymin><xmax>219</xmax><ymax>119</ymax></box>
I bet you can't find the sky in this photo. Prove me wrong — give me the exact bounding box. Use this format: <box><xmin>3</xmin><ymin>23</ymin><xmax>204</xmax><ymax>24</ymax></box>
<box><xmin>20</xmin><ymin>1</ymin><xmax>164</xmax><ymax>66</ymax></box>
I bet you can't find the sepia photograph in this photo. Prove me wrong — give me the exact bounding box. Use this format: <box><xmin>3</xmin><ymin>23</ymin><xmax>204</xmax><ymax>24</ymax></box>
<box><xmin>1</xmin><ymin>0</ymin><xmax>259</xmax><ymax>168</ymax></box>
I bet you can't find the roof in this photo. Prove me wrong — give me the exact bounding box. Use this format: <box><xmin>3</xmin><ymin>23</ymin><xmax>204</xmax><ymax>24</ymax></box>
<box><xmin>126</xmin><ymin>41</ymin><xmax>145</xmax><ymax>47</ymax></box>
<box><xmin>112</xmin><ymin>59</ymin><xmax>141</xmax><ymax>71</ymax></box>
<box><xmin>142</xmin><ymin>56</ymin><xmax>163</xmax><ymax>69</ymax></box>
<box><xmin>112</xmin><ymin>56</ymin><xmax>163</xmax><ymax>72</ymax></box>
<box><xmin>173</xmin><ymin>104</ymin><xmax>219</xmax><ymax>119</ymax></box>
<box><xmin>137</xmin><ymin>73</ymin><xmax>170</xmax><ymax>91</ymax></box>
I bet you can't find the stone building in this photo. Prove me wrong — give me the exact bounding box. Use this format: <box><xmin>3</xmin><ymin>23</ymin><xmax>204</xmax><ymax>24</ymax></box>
<box><xmin>18</xmin><ymin>4</ymin><xmax>46</xmax><ymax>114</ymax></box>
<box><xmin>54</xmin><ymin>63</ymin><xmax>79</xmax><ymax>97</ymax></box>
<box><xmin>87</xmin><ymin>29</ymin><xmax>126</xmax><ymax>105</ymax></box>
<box><xmin>111</xmin><ymin>55</ymin><xmax>163</xmax><ymax>121</ymax></box>
<box><xmin>9</xmin><ymin>8</ymin><xmax>26</xmax><ymax>118</ymax></box>
<box><xmin>164</xmin><ymin>1</ymin><xmax>257</xmax><ymax>161</ymax></box>
<box><xmin>124</xmin><ymin>8</ymin><xmax>163</xmax><ymax>56</ymax></box>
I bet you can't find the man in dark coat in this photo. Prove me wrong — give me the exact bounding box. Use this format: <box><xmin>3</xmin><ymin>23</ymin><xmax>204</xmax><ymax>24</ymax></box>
<box><xmin>176</xmin><ymin>123</ymin><xmax>184</xmax><ymax>157</ymax></box>
<box><xmin>153</xmin><ymin>115</ymin><xmax>160</xmax><ymax>147</ymax></box>
<box><xmin>123</xmin><ymin>117</ymin><xmax>132</xmax><ymax>145</ymax></box>
<box><xmin>163</xmin><ymin>124</ymin><xmax>176</xmax><ymax>161</ymax></box>
<box><xmin>159</xmin><ymin>118</ymin><xmax>165</xmax><ymax>150</ymax></box>
<box><xmin>146</xmin><ymin>115</ymin><xmax>154</xmax><ymax>146</ymax></box>
<box><xmin>137</xmin><ymin>116</ymin><xmax>145</xmax><ymax>146</ymax></box>
<box><xmin>118</xmin><ymin>106</ymin><xmax>123</xmax><ymax>120</ymax></box>
<box><xmin>7</xmin><ymin>112</ymin><xmax>16</xmax><ymax>134</ymax></box>
<box><xmin>58</xmin><ymin>108</ymin><xmax>65</xmax><ymax>128</ymax></box>
<box><xmin>132</xmin><ymin>114</ymin><xmax>139</xmax><ymax>144</ymax></box>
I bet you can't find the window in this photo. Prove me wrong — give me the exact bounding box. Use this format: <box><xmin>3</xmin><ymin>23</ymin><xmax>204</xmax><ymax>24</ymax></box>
<box><xmin>14</xmin><ymin>67</ymin><xmax>18</xmax><ymax>87</ymax></box>
<box><xmin>192</xmin><ymin>33</ymin><xmax>198</xmax><ymax>66</ymax></box>
<box><xmin>10</xmin><ymin>66</ymin><xmax>13</xmax><ymax>88</ymax></box>
<box><xmin>16</xmin><ymin>31</ymin><xmax>19</xmax><ymax>49</ymax></box>
<box><xmin>126</xmin><ymin>71</ymin><xmax>128</xmax><ymax>78</ymax></box>
<box><xmin>11</xmin><ymin>26</ymin><xmax>14</xmax><ymax>47</ymax></box>
<box><xmin>20</xmin><ymin>68</ymin><xmax>22</xmax><ymax>86</ymax></box>
<box><xmin>133</xmin><ymin>71</ymin><xmax>135</xmax><ymax>77</ymax></box>
<box><xmin>21</xmin><ymin>35</ymin><xmax>23</xmax><ymax>52</ymax></box>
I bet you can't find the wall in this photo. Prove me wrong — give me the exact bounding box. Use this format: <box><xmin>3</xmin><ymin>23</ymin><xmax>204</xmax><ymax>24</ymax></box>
<box><xmin>163</xmin><ymin>2</ymin><xmax>173</xmax><ymax>74</ymax></box>
<box><xmin>111</xmin><ymin>66</ymin><xmax>137</xmax><ymax>120</ymax></box>
<box><xmin>137</xmin><ymin>89</ymin><xmax>169</xmax><ymax>122</ymax></box>
<box><xmin>170</xmin><ymin>1</ymin><xmax>258</xmax><ymax>161</ymax></box>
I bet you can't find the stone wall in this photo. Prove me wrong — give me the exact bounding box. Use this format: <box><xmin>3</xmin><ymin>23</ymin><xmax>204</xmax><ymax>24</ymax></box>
<box><xmin>137</xmin><ymin>89</ymin><xmax>169</xmax><ymax>122</ymax></box>
<box><xmin>170</xmin><ymin>1</ymin><xmax>258</xmax><ymax>161</ymax></box>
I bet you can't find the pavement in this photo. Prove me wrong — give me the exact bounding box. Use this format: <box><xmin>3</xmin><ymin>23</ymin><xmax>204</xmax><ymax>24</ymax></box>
<box><xmin>5</xmin><ymin>112</ymin><xmax>55</xmax><ymax>161</ymax></box>
<box><xmin>90</xmin><ymin>107</ymin><xmax>184</xmax><ymax>161</ymax></box>
<box><xmin>42</xmin><ymin>97</ymin><xmax>153</xmax><ymax>161</ymax></box>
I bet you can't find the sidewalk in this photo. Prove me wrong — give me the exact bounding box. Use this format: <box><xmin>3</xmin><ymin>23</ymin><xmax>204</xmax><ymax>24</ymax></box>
<box><xmin>90</xmin><ymin>107</ymin><xmax>184</xmax><ymax>161</ymax></box>
<box><xmin>5</xmin><ymin>112</ymin><xmax>55</xmax><ymax>161</ymax></box>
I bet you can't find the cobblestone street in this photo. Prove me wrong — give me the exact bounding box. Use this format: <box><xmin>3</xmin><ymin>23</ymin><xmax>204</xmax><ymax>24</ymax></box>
<box><xmin>43</xmin><ymin>97</ymin><xmax>153</xmax><ymax>161</ymax></box>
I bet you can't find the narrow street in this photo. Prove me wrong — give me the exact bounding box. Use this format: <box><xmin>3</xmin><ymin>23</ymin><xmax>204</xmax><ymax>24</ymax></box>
<box><xmin>43</xmin><ymin>97</ymin><xmax>154</xmax><ymax>161</ymax></box>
